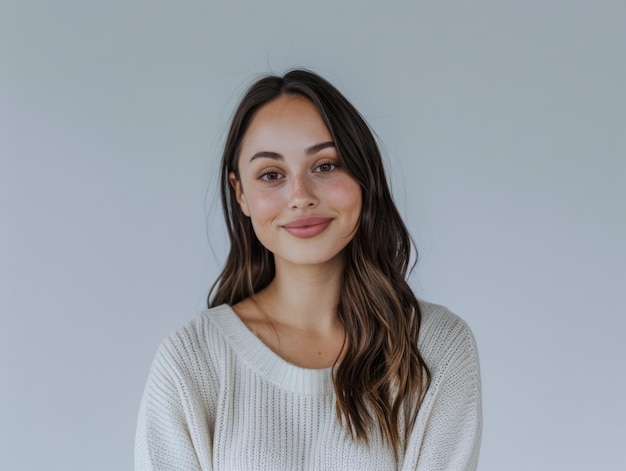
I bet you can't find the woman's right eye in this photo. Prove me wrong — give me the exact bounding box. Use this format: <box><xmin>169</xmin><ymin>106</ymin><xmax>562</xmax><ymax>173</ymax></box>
<box><xmin>259</xmin><ymin>171</ymin><xmax>282</xmax><ymax>182</ymax></box>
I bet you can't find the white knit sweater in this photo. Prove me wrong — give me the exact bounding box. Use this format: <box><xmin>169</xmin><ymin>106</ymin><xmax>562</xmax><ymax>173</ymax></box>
<box><xmin>135</xmin><ymin>302</ymin><xmax>481</xmax><ymax>470</ymax></box>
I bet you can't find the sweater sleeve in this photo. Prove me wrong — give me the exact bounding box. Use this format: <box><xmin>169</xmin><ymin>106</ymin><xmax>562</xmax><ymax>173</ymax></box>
<box><xmin>403</xmin><ymin>310</ymin><xmax>482</xmax><ymax>471</ymax></box>
<box><xmin>135</xmin><ymin>333</ymin><xmax>213</xmax><ymax>471</ymax></box>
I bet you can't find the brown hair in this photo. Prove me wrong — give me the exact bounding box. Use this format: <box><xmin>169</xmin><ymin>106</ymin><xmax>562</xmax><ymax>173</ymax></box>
<box><xmin>209</xmin><ymin>69</ymin><xmax>431</xmax><ymax>455</ymax></box>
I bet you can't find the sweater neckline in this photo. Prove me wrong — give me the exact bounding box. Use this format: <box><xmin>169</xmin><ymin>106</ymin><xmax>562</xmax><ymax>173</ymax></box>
<box><xmin>208</xmin><ymin>304</ymin><xmax>335</xmax><ymax>395</ymax></box>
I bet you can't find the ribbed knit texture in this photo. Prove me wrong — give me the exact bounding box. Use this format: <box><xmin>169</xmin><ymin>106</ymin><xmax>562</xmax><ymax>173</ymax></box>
<box><xmin>135</xmin><ymin>302</ymin><xmax>481</xmax><ymax>470</ymax></box>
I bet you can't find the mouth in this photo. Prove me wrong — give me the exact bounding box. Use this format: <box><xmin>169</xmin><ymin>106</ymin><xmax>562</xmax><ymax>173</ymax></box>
<box><xmin>283</xmin><ymin>217</ymin><xmax>332</xmax><ymax>238</ymax></box>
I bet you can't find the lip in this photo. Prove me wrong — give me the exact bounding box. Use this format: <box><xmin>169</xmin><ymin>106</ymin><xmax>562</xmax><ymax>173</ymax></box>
<box><xmin>282</xmin><ymin>217</ymin><xmax>332</xmax><ymax>238</ymax></box>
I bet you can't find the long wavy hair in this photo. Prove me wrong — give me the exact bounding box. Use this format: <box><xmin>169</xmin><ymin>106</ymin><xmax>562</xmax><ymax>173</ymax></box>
<box><xmin>209</xmin><ymin>69</ymin><xmax>431</xmax><ymax>455</ymax></box>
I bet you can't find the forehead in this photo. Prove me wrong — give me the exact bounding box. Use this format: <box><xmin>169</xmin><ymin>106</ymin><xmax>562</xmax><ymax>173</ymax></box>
<box><xmin>240</xmin><ymin>95</ymin><xmax>332</xmax><ymax>155</ymax></box>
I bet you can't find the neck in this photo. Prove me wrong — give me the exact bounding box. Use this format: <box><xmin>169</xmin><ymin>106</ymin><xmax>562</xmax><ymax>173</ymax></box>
<box><xmin>256</xmin><ymin>256</ymin><xmax>344</xmax><ymax>333</ymax></box>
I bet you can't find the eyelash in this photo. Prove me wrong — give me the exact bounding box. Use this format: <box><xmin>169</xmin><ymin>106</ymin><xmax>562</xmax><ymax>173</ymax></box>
<box><xmin>314</xmin><ymin>160</ymin><xmax>338</xmax><ymax>174</ymax></box>
<box><xmin>258</xmin><ymin>170</ymin><xmax>282</xmax><ymax>182</ymax></box>
<box><xmin>257</xmin><ymin>160</ymin><xmax>339</xmax><ymax>182</ymax></box>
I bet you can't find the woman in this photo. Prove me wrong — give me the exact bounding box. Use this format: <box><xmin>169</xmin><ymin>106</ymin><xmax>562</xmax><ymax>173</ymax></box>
<box><xmin>135</xmin><ymin>69</ymin><xmax>481</xmax><ymax>470</ymax></box>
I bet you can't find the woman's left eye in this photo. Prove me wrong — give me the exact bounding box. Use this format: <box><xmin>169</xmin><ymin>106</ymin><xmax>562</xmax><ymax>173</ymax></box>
<box><xmin>315</xmin><ymin>162</ymin><xmax>337</xmax><ymax>173</ymax></box>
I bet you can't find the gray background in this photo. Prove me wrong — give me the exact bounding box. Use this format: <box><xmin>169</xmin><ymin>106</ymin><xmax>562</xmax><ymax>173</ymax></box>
<box><xmin>2</xmin><ymin>1</ymin><xmax>624</xmax><ymax>470</ymax></box>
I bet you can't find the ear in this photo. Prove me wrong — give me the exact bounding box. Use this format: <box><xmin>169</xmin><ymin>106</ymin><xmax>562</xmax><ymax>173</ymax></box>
<box><xmin>229</xmin><ymin>172</ymin><xmax>250</xmax><ymax>217</ymax></box>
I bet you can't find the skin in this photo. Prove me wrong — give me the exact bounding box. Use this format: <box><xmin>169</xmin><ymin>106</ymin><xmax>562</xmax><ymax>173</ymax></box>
<box><xmin>229</xmin><ymin>94</ymin><xmax>362</xmax><ymax>369</ymax></box>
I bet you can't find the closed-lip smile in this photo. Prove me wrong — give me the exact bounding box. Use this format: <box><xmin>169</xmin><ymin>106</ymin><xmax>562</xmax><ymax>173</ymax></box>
<box><xmin>283</xmin><ymin>217</ymin><xmax>332</xmax><ymax>238</ymax></box>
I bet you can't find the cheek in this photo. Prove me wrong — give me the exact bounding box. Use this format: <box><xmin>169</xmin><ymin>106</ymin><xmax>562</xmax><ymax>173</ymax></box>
<box><xmin>245</xmin><ymin>190</ymin><xmax>283</xmax><ymax>223</ymax></box>
<box><xmin>328</xmin><ymin>180</ymin><xmax>362</xmax><ymax>236</ymax></box>
<box><xmin>333</xmin><ymin>181</ymin><xmax>362</xmax><ymax>214</ymax></box>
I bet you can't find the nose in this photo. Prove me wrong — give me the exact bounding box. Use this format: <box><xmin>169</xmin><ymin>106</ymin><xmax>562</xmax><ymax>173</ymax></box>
<box><xmin>288</xmin><ymin>175</ymin><xmax>319</xmax><ymax>209</ymax></box>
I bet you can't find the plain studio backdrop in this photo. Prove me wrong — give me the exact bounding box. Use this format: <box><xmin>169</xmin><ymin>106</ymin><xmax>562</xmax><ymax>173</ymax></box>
<box><xmin>2</xmin><ymin>1</ymin><xmax>624</xmax><ymax>470</ymax></box>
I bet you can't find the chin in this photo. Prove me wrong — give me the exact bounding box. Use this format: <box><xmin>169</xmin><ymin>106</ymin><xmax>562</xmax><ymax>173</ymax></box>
<box><xmin>275</xmin><ymin>250</ymin><xmax>344</xmax><ymax>268</ymax></box>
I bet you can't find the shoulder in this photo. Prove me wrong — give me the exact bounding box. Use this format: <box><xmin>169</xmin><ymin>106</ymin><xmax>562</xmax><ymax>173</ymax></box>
<box><xmin>417</xmin><ymin>301</ymin><xmax>480</xmax><ymax>376</ymax></box>
<box><xmin>152</xmin><ymin>304</ymin><xmax>236</xmax><ymax>374</ymax></box>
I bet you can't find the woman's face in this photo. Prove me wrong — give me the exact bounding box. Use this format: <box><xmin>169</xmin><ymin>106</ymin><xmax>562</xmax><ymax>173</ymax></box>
<box><xmin>230</xmin><ymin>94</ymin><xmax>362</xmax><ymax>269</ymax></box>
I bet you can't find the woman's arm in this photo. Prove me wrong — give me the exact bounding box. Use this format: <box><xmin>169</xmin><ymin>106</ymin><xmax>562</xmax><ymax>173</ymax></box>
<box><xmin>135</xmin><ymin>336</ymin><xmax>212</xmax><ymax>471</ymax></box>
<box><xmin>403</xmin><ymin>307</ymin><xmax>482</xmax><ymax>471</ymax></box>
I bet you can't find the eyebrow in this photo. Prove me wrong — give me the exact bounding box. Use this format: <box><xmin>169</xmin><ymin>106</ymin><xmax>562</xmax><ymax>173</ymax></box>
<box><xmin>249</xmin><ymin>141</ymin><xmax>335</xmax><ymax>162</ymax></box>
